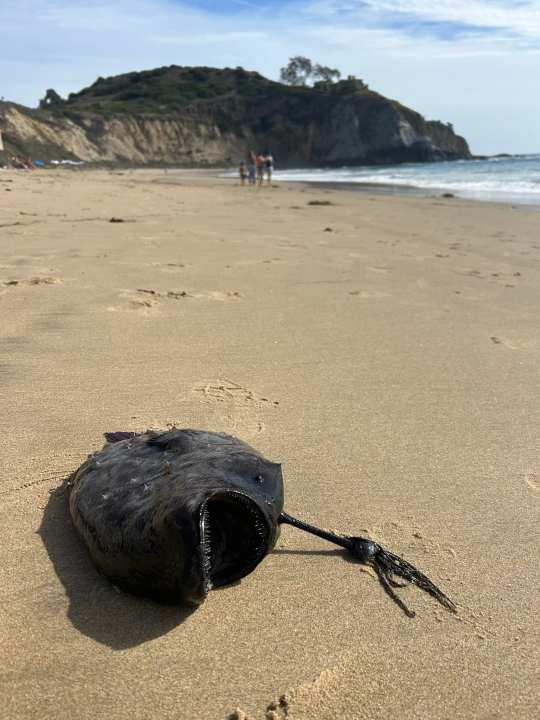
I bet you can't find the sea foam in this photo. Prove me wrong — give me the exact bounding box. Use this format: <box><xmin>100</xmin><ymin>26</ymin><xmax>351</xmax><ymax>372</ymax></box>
<box><xmin>272</xmin><ymin>154</ymin><xmax>540</xmax><ymax>205</ymax></box>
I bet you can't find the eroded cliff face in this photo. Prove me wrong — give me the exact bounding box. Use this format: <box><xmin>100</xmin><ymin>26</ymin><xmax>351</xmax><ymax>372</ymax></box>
<box><xmin>0</xmin><ymin>104</ymin><xmax>244</xmax><ymax>164</ymax></box>
<box><xmin>1</xmin><ymin>105</ymin><xmax>103</xmax><ymax>161</ymax></box>
<box><xmin>0</xmin><ymin>89</ymin><xmax>470</xmax><ymax>167</ymax></box>
<box><xmin>232</xmin><ymin>93</ymin><xmax>470</xmax><ymax>166</ymax></box>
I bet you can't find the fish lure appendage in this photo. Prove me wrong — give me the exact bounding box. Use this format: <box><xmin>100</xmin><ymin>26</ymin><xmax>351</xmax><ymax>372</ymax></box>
<box><xmin>280</xmin><ymin>512</ymin><xmax>457</xmax><ymax>618</ymax></box>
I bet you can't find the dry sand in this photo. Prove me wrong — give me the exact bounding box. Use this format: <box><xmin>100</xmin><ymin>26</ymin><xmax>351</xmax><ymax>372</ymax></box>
<box><xmin>0</xmin><ymin>168</ymin><xmax>538</xmax><ymax>719</ymax></box>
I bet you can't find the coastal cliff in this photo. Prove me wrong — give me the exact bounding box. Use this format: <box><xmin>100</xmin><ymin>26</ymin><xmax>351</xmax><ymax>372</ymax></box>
<box><xmin>0</xmin><ymin>66</ymin><xmax>471</xmax><ymax>166</ymax></box>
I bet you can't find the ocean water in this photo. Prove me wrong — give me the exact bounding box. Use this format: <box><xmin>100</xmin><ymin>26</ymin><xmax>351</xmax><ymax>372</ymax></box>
<box><xmin>273</xmin><ymin>154</ymin><xmax>540</xmax><ymax>205</ymax></box>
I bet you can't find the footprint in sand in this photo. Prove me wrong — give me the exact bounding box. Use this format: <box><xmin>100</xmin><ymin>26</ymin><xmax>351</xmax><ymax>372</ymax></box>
<box><xmin>3</xmin><ymin>276</ymin><xmax>62</xmax><ymax>287</ymax></box>
<box><xmin>108</xmin><ymin>289</ymin><xmax>161</xmax><ymax>315</ymax></box>
<box><xmin>191</xmin><ymin>290</ymin><xmax>243</xmax><ymax>301</ymax></box>
<box><xmin>151</xmin><ymin>262</ymin><xmax>188</xmax><ymax>273</ymax></box>
<box><xmin>522</xmin><ymin>473</ymin><xmax>540</xmax><ymax>497</ymax></box>
<box><xmin>110</xmin><ymin>287</ymin><xmax>243</xmax><ymax>313</ymax></box>
<box><xmin>276</xmin><ymin>240</ymin><xmax>307</xmax><ymax>250</ymax></box>
<box><xmin>113</xmin><ymin>288</ymin><xmax>189</xmax><ymax>313</ymax></box>
<box><xmin>191</xmin><ymin>379</ymin><xmax>278</xmax><ymax>439</ymax></box>
<box><xmin>192</xmin><ymin>379</ymin><xmax>278</xmax><ymax>407</ymax></box>
<box><xmin>490</xmin><ymin>336</ymin><xmax>533</xmax><ymax>351</ymax></box>
<box><xmin>137</xmin><ymin>288</ymin><xmax>190</xmax><ymax>300</ymax></box>
<box><xmin>138</xmin><ymin>287</ymin><xmax>243</xmax><ymax>302</ymax></box>
<box><xmin>453</xmin><ymin>267</ymin><xmax>488</xmax><ymax>280</ymax></box>
<box><xmin>126</xmin><ymin>298</ymin><xmax>159</xmax><ymax>315</ymax></box>
<box><xmin>349</xmin><ymin>290</ymin><xmax>389</xmax><ymax>298</ymax></box>
<box><xmin>141</xmin><ymin>238</ymin><xmax>162</xmax><ymax>248</ymax></box>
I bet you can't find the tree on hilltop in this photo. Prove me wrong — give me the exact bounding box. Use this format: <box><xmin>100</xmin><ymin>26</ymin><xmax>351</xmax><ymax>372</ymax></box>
<box><xmin>280</xmin><ymin>56</ymin><xmax>314</xmax><ymax>86</ymax></box>
<box><xmin>280</xmin><ymin>57</ymin><xmax>342</xmax><ymax>86</ymax></box>
<box><xmin>313</xmin><ymin>64</ymin><xmax>341</xmax><ymax>84</ymax></box>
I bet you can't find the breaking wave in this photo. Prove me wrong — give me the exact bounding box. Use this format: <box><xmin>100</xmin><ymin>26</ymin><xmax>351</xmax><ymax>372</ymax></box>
<box><xmin>273</xmin><ymin>154</ymin><xmax>540</xmax><ymax>205</ymax></box>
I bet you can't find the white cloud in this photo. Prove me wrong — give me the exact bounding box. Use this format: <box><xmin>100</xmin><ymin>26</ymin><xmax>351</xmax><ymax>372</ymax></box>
<box><xmin>306</xmin><ymin>0</ymin><xmax>540</xmax><ymax>40</ymax></box>
<box><xmin>0</xmin><ymin>0</ymin><xmax>538</xmax><ymax>154</ymax></box>
<box><xmin>375</xmin><ymin>0</ymin><xmax>540</xmax><ymax>35</ymax></box>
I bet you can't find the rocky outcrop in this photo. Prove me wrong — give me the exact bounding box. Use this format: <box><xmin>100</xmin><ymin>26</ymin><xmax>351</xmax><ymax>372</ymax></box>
<box><xmin>0</xmin><ymin>68</ymin><xmax>471</xmax><ymax>167</ymax></box>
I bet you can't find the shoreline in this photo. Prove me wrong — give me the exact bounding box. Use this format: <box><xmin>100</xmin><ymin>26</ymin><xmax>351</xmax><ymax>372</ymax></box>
<box><xmin>125</xmin><ymin>165</ymin><xmax>536</xmax><ymax>210</ymax></box>
<box><xmin>277</xmin><ymin>178</ymin><xmax>540</xmax><ymax>208</ymax></box>
<box><xmin>4</xmin><ymin>159</ymin><xmax>540</xmax><ymax>208</ymax></box>
<box><xmin>212</xmin><ymin>167</ymin><xmax>540</xmax><ymax>209</ymax></box>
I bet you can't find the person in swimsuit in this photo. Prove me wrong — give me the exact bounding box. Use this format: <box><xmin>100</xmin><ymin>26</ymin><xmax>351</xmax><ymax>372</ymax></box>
<box><xmin>256</xmin><ymin>154</ymin><xmax>265</xmax><ymax>186</ymax></box>
<box><xmin>264</xmin><ymin>152</ymin><xmax>274</xmax><ymax>185</ymax></box>
<box><xmin>248</xmin><ymin>151</ymin><xmax>257</xmax><ymax>185</ymax></box>
<box><xmin>239</xmin><ymin>160</ymin><xmax>248</xmax><ymax>186</ymax></box>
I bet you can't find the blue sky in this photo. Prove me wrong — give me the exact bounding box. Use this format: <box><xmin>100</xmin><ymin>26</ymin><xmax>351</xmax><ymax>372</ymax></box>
<box><xmin>1</xmin><ymin>1</ymin><xmax>539</xmax><ymax>154</ymax></box>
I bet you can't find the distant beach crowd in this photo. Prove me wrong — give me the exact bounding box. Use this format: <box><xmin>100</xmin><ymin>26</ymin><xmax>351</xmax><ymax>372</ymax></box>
<box><xmin>239</xmin><ymin>151</ymin><xmax>274</xmax><ymax>186</ymax></box>
<box><xmin>2</xmin><ymin>155</ymin><xmax>37</xmax><ymax>170</ymax></box>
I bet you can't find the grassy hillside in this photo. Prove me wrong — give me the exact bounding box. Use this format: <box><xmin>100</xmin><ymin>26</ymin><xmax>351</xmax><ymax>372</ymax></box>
<box><xmin>61</xmin><ymin>66</ymin><xmax>301</xmax><ymax>114</ymax></box>
<box><xmin>47</xmin><ymin>66</ymin><xmax>373</xmax><ymax>115</ymax></box>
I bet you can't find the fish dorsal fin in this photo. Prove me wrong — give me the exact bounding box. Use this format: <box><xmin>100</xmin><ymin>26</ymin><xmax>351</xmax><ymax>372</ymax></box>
<box><xmin>146</xmin><ymin>429</ymin><xmax>193</xmax><ymax>454</ymax></box>
<box><xmin>146</xmin><ymin>429</ymin><xmax>242</xmax><ymax>455</ymax></box>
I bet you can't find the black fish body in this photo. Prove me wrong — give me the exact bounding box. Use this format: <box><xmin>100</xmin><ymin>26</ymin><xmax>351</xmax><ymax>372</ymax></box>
<box><xmin>70</xmin><ymin>428</ymin><xmax>456</xmax><ymax>617</ymax></box>
<box><xmin>69</xmin><ymin>429</ymin><xmax>284</xmax><ymax>605</ymax></box>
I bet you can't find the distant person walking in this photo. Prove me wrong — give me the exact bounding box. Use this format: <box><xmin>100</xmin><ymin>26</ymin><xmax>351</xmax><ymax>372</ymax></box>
<box><xmin>264</xmin><ymin>152</ymin><xmax>274</xmax><ymax>185</ymax></box>
<box><xmin>239</xmin><ymin>160</ymin><xmax>248</xmax><ymax>186</ymax></box>
<box><xmin>248</xmin><ymin>151</ymin><xmax>257</xmax><ymax>185</ymax></box>
<box><xmin>256</xmin><ymin>153</ymin><xmax>265</xmax><ymax>186</ymax></box>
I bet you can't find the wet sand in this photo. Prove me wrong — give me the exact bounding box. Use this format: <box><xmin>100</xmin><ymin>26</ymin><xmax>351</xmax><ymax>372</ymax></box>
<box><xmin>0</xmin><ymin>168</ymin><xmax>538</xmax><ymax>719</ymax></box>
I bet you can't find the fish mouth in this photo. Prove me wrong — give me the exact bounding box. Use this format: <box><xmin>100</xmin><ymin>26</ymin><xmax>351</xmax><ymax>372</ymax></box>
<box><xmin>199</xmin><ymin>490</ymin><xmax>271</xmax><ymax>593</ymax></box>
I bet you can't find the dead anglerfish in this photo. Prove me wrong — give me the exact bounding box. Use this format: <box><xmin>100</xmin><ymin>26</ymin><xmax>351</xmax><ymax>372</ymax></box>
<box><xmin>69</xmin><ymin>428</ymin><xmax>456</xmax><ymax>617</ymax></box>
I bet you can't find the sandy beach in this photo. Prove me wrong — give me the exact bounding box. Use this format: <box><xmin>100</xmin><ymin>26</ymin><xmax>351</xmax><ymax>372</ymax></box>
<box><xmin>1</xmin><ymin>168</ymin><xmax>538</xmax><ymax>719</ymax></box>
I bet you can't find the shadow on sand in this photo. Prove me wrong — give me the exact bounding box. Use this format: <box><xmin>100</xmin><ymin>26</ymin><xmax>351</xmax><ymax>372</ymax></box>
<box><xmin>273</xmin><ymin>547</ymin><xmax>345</xmax><ymax>557</ymax></box>
<box><xmin>38</xmin><ymin>476</ymin><xmax>196</xmax><ymax>650</ymax></box>
<box><xmin>273</xmin><ymin>546</ymin><xmax>364</xmax><ymax>568</ymax></box>
<box><xmin>39</xmin><ymin>476</ymin><xmax>360</xmax><ymax>650</ymax></box>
